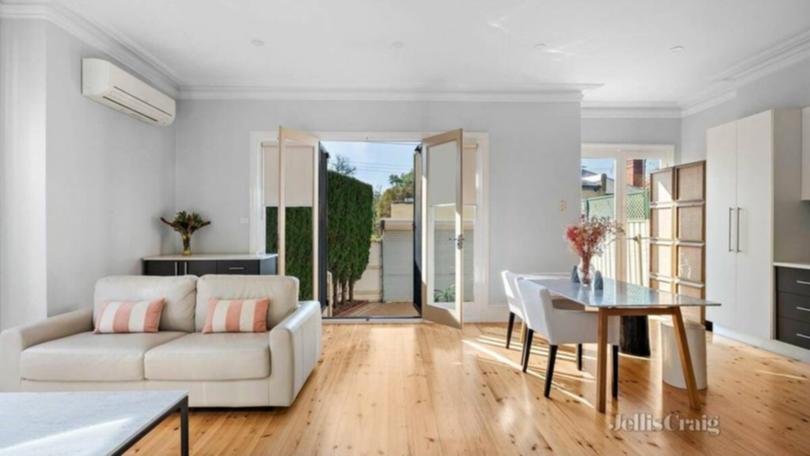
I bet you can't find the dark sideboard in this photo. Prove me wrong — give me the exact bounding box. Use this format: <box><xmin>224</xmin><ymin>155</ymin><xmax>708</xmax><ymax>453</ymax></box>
<box><xmin>143</xmin><ymin>254</ymin><xmax>277</xmax><ymax>277</ymax></box>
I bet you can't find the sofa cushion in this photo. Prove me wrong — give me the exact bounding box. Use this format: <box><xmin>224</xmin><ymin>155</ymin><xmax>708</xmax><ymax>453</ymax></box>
<box><xmin>95</xmin><ymin>275</ymin><xmax>197</xmax><ymax>332</ymax></box>
<box><xmin>20</xmin><ymin>331</ymin><xmax>185</xmax><ymax>382</ymax></box>
<box><xmin>195</xmin><ymin>275</ymin><xmax>298</xmax><ymax>332</ymax></box>
<box><xmin>144</xmin><ymin>332</ymin><xmax>270</xmax><ymax>381</ymax></box>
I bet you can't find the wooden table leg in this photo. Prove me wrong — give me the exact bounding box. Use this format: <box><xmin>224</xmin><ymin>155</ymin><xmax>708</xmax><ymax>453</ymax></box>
<box><xmin>671</xmin><ymin>307</ymin><xmax>701</xmax><ymax>410</ymax></box>
<box><xmin>596</xmin><ymin>309</ymin><xmax>608</xmax><ymax>413</ymax></box>
<box><xmin>180</xmin><ymin>397</ymin><xmax>189</xmax><ymax>456</ymax></box>
<box><xmin>519</xmin><ymin>320</ymin><xmax>527</xmax><ymax>344</ymax></box>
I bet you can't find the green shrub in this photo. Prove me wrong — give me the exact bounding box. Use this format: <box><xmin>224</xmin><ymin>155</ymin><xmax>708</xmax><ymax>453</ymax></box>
<box><xmin>266</xmin><ymin>170</ymin><xmax>373</xmax><ymax>303</ymax></box>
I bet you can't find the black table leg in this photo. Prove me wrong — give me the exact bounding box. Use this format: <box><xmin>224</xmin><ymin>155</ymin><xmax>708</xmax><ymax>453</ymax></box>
<box><xmin>180</xmin><ymin>397</ymin><xmax>189</xmax><ymax>456</ymax></box>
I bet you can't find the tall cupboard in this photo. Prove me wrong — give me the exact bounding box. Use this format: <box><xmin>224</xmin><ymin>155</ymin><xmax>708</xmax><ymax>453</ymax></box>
<box><xmin>706</xmin><ymin>109</ymin><xmax>808</xmax><ymax>341</ymax></box>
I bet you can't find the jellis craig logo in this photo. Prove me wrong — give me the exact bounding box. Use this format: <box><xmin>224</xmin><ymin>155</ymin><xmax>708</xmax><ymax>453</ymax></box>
<box><xmin>610</xmin><ymin>413</ymin><xmax>721</xmax><ymax>435</ymax></box>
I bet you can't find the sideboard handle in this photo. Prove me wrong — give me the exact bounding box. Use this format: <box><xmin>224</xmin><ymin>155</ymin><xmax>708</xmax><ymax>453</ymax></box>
<box><xmin>228</xmin><ymin>266</ymin><xmax>246</xmax><ymax>271</ymax></box>
<box><xmin>797</xmin><ymin>306</ymin><xmax>810</xmax><ymax>313</ymax></box>
<box><xmin>796</xmin><ymin>280</ymin><xmax>810</xmax><ymax>286</ymax></box>
<box><xmin>797</xmin><ymin>333</ymin><xmax>810</xmax><ymax>340</ymax></box>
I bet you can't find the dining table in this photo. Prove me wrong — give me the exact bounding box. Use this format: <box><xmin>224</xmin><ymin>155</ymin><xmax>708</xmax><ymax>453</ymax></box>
<box><xmin>529</xmin><ymin>276</ymin><xmax>720</xmax><ymax>413</ymax></box>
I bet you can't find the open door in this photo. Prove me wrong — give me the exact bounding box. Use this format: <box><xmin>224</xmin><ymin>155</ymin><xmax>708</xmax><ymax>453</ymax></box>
<box><xmin>275</xmin><ymin>127</ymin><xmax>323</xmax><ymax>304</ymax></box>
<box><xmin>419</xmin><ymin>129</ymin><xmax>464</xmax><ymax>328</ymax></box>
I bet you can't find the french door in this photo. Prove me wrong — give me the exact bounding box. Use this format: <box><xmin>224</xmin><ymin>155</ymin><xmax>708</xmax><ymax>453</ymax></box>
<box><xmin>581</xmin><ymin>145</ymin><xmax>674</xmax><ymax>285</ymax></box>
<box><xmin>418</xmin><ymin>129</ymin><xmax>465</xmax><ymax>328</ymax></box>
<box><xmin>275</xmin><ymin>127</ymin><xmax>323</xmax><ymax>303</ymax></box>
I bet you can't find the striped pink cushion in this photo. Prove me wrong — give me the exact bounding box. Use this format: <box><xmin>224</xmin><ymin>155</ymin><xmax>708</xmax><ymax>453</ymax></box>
<box><xmin>203</xmin><ymin>298</ymin><xmax>269</xmax><ymax>333</ymax></box>
<box><xmin>94</xmin><ymin>299</ymin><xmax>165</xmax><ymax>333</ymax></box>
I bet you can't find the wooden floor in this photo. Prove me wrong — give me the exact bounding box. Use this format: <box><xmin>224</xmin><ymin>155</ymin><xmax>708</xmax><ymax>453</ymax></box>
<box><xmin>127</xmin><ymin>322</ymin><xmax>810</xmax><ymax>456</ymax></box>
<box><xmin>334</xmin><ymin>301</ymin><xmax>420</xmax><ymax>318</ymax></box>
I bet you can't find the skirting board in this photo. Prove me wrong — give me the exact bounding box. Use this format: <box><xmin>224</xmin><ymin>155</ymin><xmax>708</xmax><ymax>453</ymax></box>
<box><xmin>712</xmin><ymin>324</ymin><xmax>810</xmax><ymax>363</ymax></box>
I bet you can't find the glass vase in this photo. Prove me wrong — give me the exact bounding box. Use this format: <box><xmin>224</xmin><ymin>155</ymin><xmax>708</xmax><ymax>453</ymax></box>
<box><xmin>578</xmin><ymin>258</ymin><xmax>595</xmax><ymax>286</ymax></box>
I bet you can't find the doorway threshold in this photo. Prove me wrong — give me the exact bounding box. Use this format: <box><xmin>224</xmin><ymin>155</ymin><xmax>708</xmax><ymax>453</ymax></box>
<box><xmin>324</xmin><ymin>317</ymin><xmax>423</xmax><ymax>324</ymax></box>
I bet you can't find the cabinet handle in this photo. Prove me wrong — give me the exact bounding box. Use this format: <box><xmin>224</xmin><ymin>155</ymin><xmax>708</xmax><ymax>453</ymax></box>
<box><xmin>735</xmin><ymin>207</ymin><xmax>741</xmax><ymax>253</ymax></box>
<box><xmin>184</xmin><ymin>262</ymin><xmax>188</xmax><ymax>275</ymax></box>
<box><xmin>228</xmin><ymin>266</ymin><xmax>246</xmax><ymax>271</ymax></box>
<box><xmin>797</xmin><ymin>333</ymin><xmax>810</xmax><ymax>340</ymax></box>
<box><xmin>796</xmin><ymin>306</ymin><xmax>810</xmax><ymax>312</ymax></box>
<box><xmin>174</xmin><ymin>262</ymin><xmax>178</xmax><ymax>275</ymax></box>
<box><xmin>796</xmin><ymin>280</ymin><xmax>810</xmax><ymax>286</ymax></box>
<box><xmin>728</xmin><ymin>208</ymin><xmax>733</xmax><ymax>252</ymax></box>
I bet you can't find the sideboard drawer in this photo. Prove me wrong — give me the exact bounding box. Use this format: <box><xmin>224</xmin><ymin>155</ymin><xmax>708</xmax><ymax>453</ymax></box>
<box><xmin>217</xmin><ymin>260</ymin><xmax>259</xmax><ymax>275</ymax></box>
<box><xmin>776</xmin><ymin>267</ymin><xmax>810</xmax><ymax>297</ymax></box>
<box><xmin>777</xmin><ymin>317</ymin><xmax>810</xmax><ymax>350</ymax></box>
<box><xmin>777</xmin><ymin>292</ymin><xmax>810</xmax><ymax>324</ymax></box>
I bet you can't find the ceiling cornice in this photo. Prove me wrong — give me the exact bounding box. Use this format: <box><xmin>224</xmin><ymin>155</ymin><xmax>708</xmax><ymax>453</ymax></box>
<box><xmin>0</xmin><ymin>0</ymin><xmax>179</xmax><ymax>97</ymax></box>
<box><xmin>580</xmin><ymin>101</ymin><xmax>682</xmax><ymax>119</ymax></box>
<box><xmin>179</xmin><ymin>84</ymin><xmax>600</xmax><ymax>103</ymax></box>
<box><xmin>2</xmin><ymin>1</ymin><xmax>808</xmax><ymax>114</ymax></box>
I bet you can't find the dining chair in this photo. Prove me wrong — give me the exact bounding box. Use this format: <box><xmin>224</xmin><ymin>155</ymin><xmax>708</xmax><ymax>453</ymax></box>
<box><xmin>501</xmin><ymin>271</ymin><xmax>585</xmax><ymax>369</ymax></box>
<box><xmin>516</xmin><ymin>278</ymin><xmax>621</xmax><ymax>399</ymax></box>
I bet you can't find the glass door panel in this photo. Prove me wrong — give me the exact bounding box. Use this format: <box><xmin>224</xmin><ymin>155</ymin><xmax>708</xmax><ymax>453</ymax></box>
<box><xmin>272</xmin><ymin>127</ymin><xmax>320</xmax><ymax>301</ymax></box>
<box><xmin>581</xmin><ymin>158</ymin><xmax>617</xmax><ymax>279</ymax></box>
<box><xmin>421</xmin><ymin>129</ymin><xmax>463</xmax><ymax>328</ymax></box>
<box><xmin>624</xmin><ymin>158</ymin><xmax>663</xmax><ymax>285</ymax></box>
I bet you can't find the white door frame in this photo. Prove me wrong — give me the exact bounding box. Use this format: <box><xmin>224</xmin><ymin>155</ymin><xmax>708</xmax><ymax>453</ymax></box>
<box><xmin>249</xmin><ymin>130</ymin><xmax>490</xmax><ymax>321</ymax></box>
<box><xmin>581</xmin><ymin>143</ymin><xmax>675</xmax><ymax>282</ymax></box>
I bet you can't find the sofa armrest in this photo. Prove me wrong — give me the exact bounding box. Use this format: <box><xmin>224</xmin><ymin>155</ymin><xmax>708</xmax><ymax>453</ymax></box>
<box><xmin>268</xmin><ymin>300</ymin><xmax>322</xmax><ymax>405</ymax></box>
<box><xmin>0</xmin><ymin>307</ymin><xmax>93</xmax><ymax>391</ymax></box>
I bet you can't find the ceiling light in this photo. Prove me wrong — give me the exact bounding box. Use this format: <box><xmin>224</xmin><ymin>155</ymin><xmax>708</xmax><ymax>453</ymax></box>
<box><xmin>251</xmin><ymin>39</ymin><xmax>265</xmax><ymax>47</ymax></box>
<box><xmin>391</xmin><ymin>41</ymin><xmax>405</xmax><ymax>49</ymax></box>
<box><xmin>534</xmin><ymin>42</ymin><xmax>547</xmax><ymax>50</ymax></box>
<box><xmin>670</xmin><ymin>45</ymin><xmax>684</xmax><ymax>53</ymax></box>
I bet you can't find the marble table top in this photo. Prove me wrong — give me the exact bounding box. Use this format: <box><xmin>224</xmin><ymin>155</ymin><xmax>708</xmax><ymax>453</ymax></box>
<box><xmin>529</xmin><ymin>277</ymin><xmax>720</xmax><ymax>309</ymax></box>
<box><xmin>0</xmin><ymin>390</ymin><xmax>187</xmax><ymax>456</ymax></box>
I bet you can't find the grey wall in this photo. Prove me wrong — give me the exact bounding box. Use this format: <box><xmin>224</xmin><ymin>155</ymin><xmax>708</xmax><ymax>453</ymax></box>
<box><xmin>0</xmin><ymin>20</ymin><xmax>176</xmax><ymax>328</ymax></box>
<box><xmin>0</xmin><ymin>19</ymin><xmax>48</xmax><ymax>329</ymax></box>
<box><xmin>175</xmin><ymin>99</ymin><xmax>582</xmax><ymax>304</ymax></box>
<box><xmin>43</xmin><ymin>24</ymin><xmax>176</xmax><ymax>318</ymax></box>
<box><xmin>582</xmin><ymin>117</ymin><xmax>681</xmax><ymax>151</ymax></box>
<box><xmin>681</xmin><ymin>58</ymin><xmax>810</xmax><ymax>163</ymax></box>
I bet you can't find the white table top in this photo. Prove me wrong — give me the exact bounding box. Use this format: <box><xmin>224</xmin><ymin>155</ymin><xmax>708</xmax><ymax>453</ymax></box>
<box><xmin>143</xmin><ymin>253</ymin><xmax>276</xmax><ymax>261</ymax></box>
<box><xmin>0</xmin><ymin>390</ymin><xmax>186</xmax><ymax>456</ymax></box>
<box><xmin>529</xmin><ymin>277</ymin><xmax>720</xmax><ymax>309</ymax></box>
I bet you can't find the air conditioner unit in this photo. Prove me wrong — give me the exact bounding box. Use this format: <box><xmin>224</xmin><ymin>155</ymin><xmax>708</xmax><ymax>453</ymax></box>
<box><xmin>82</xmin><ymin>58</ymin><xmax>176</xmax><ymax>126</ymax></box>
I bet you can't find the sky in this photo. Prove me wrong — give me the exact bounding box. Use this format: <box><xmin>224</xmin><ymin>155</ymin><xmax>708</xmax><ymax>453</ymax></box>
<box><xmin>322</xmin><ymin>141</ymin><xmax>416</xmax><ymax>191</ymax></box>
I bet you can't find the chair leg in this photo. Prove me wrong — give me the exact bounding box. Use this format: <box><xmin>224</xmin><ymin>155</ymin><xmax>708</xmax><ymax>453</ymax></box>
<box><xmin>506</xmin><ymin>312</ymin><xmax>516</xmax><ymax>349</ymax></box>
<box><xmin>522</xmin><ymin>329</ymin><xmax>534</xmax><ymax>372</ymax></box>
<box><xmin>612</xmin><ymin>344</ymin><xmax>619</xmax><ymax>399</ymax></box>
<box><xmin>576</xmin><ymin>343</ymin><xmax>583</xmax><ymax>371</ymax></box>
<box><xmin>544</xmin><ymin>345</ymin><xmax>558</xmax><ymax>398</ymax></box>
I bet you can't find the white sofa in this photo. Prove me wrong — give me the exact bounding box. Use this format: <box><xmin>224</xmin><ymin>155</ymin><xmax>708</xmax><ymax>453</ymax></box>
<box><xmin>0</xmin><ymin>274</ymin><xmax>322</xmax><ymax>407</ymax></box>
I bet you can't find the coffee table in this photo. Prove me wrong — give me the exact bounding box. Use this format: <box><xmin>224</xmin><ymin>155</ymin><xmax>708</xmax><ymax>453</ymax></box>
<box><xmin>0</xmin><ymin>390</ymin><xmax>188</xmax><ymax>456</ymax></box>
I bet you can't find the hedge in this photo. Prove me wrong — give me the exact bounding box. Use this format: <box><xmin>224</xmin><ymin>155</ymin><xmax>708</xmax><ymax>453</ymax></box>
<box><xmin>266</xmin><ymin>170</ymin><xmax>373</xmax><ymax>302</ymax></box>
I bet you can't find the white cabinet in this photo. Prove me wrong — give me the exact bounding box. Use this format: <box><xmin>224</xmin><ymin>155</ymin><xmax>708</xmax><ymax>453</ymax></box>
<box><xmin>706</xmin><ymin>109</ymin><xmax>806</xmax><ymax>341</ymax></box>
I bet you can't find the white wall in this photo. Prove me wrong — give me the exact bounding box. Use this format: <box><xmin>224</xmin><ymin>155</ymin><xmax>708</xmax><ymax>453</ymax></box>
<box><xmin>582</xmin><ymin>117</ymin><xmax>681</xmax><ymax>151</ymax></box>
<box><xmin>43</xmin><ymin>24</ymin><xmax>176</xmax><ymax>318</ymax></box>
<box><xmin>0</xmin><ymin>19</ymin><xmax>48</xmax><ymax>329</ymax></box>
<box><xmin>0</xmin><ymin>19</ymin><xmax>176</xmax><ymax>328</ymax></box>
<box><xmin>681</xmin><ymin>58</ymin><xmax>810</xmax><ymax>163</ymax></box>
<box><xmin>175</xmin><ymin>99</ymin><xmax>582</xmax><ymax>305</ymax></box>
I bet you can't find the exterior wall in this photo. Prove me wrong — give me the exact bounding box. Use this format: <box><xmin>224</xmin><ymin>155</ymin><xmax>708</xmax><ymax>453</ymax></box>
<box><xmin>353</xmin><ymin>240</ymin><xmax>381</xmax><ymax>302</ymax></box>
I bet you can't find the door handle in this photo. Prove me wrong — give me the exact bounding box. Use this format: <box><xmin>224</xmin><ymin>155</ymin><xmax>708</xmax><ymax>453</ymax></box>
<box><xmin>727</xmin><ymin>208</ymin><xmax>732</xmax><ymax>252</ymax></box>
<box><xmin>735</xmin><ymin>207</ymin><xmax>741</xmax><ymax>253</ymax></box>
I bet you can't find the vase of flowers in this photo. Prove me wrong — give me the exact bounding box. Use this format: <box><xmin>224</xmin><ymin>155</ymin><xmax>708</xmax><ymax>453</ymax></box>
<box><xmin>565</xmin><ymin>216</ymin><xmax>622</xmax><ymax>286</ymax></box>
<box><xmin>161</xmin><ymin>211</ymin><xmax>211</xmax><ymax>256</ymax></box>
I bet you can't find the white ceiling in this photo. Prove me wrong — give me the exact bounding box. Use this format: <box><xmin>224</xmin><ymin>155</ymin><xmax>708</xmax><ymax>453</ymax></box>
<box><xmin>52</xmin><ymin>0</ymin><xmax>810</xmax><ymax>103</ymax></box>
